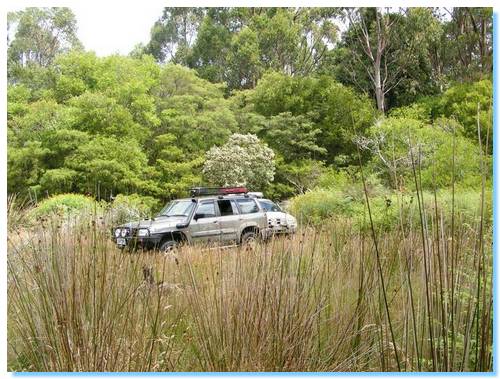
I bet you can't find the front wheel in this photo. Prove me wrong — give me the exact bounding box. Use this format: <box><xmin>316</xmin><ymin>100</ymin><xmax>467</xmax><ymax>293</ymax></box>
<box><xmin>241</xmin><ymin>231</ymin><xmax>259</xmax><ymax>250</ymax></box>
<box><xmin>159</xmin><ymin>239</ymin><xmax>178</xmax><ymax>253</ymax></box>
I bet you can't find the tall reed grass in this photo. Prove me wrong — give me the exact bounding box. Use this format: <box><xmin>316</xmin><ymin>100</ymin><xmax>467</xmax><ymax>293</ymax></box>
<box><xmin>7</xmin><ymin>194</ymin><xmax>492</xmax><ymax>371</ymax></box>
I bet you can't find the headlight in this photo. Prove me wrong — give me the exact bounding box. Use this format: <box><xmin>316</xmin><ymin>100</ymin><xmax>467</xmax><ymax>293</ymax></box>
<box><xmin>114</xmin><ymin>228</ymin><xmax>121</xmax><ymax>237</ymax></box>
<box><xmin>120</xmin><ymin>228</ymin><xmax>128</xmax><ymax>237</ymax></box>
<box><xmin>137</xmin><ymin>228</ymin><xmax>149</xmax><ymax>237</ymax></box>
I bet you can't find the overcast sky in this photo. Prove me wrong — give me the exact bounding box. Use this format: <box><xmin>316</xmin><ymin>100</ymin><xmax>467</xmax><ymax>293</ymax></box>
<box><xmin>72</xmin><ymin>5</ymin><xmax>164</xmax><ymax>56</ymax></box>
<box><xmin>8</xmin><ymin>4</ymin><xmax>165</xmax><ymax>56</ymax></box>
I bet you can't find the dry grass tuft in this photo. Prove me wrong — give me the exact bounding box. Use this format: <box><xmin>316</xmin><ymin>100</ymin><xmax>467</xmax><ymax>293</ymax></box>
<box><xmin>7</xmin><ymin>200</ymin><xmax>492</xmax><ymax>371</ymax></box>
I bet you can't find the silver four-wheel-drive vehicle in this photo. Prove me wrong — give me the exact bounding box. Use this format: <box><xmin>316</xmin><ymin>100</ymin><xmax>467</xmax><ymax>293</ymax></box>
<box><xmin>112</xmin><ymin>187</ymin><xmax>297</xmax><ymax>252</ymax></box>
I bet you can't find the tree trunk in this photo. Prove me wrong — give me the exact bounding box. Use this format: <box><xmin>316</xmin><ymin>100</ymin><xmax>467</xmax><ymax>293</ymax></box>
<box><xmin>374</xmin><ymin>10</ymin><xmax>385</xmax><ymax>112</ymax></box>
<box><xmin>374</xmin><ymin>56</ymin><xmax>384</xmax><ymax>112</ymax></box>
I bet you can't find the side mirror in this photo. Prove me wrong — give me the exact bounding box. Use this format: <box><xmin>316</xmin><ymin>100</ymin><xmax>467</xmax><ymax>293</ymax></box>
<box><xmin>176</xmin><ymin>222</ymin><xmax>189</xmax><ymax>229</ymax></box>
<box><xmin>193</xmin><ymin>214</ymin><xmax>200</xmax><ymax>221</ymax></box>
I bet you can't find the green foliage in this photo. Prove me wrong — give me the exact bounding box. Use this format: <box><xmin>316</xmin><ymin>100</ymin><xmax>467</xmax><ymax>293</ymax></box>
<box><xmin>388</xmin><ymin>102</ymin><xmax>432</xmax><ymax>123</ymax></box>
<box><xmin>250</xmin><ymin>72</ymin><xmax>376</xmax><ymax>164</ymax></box>
<box><xmin>227</xmin><ymin>26</ymin><xmax>262</xmax><ymax>89</ymax></box>
<box><xmin>444</xmin><ymin>8</ymin><xmax>493</xmax><ymax>81</ymax></box>
<box><xmin>436</xmin><ymin>188</ymin><xmax>492</xmax><ymax>226</ymax></box>
<box><xmin>288</xmin><ymin>168</ymin><xmax>387</xmax><ymax>225</ymax></box>
<box><xmin>316</xmin><ymin>167</ymin><xmax>353</xmax><ymax>190</ymax></box>
<box><xmin>359</xmin><ymin>116</ymin><xmax>483</xmax><ymax>190</ymax></box>
<box><xmin>265</xmin><ymin>113</ymin><xmax>326</xmax><ymax>161</ymax></box>
<box><xmin>7</xmin><ymin>84</ymin><xmax>32</xmax><ymax>117</ymax></box>
<box><xmin>181</xmin><ymin>8</ymin><xmax>339</xmax><ymax>90</ymax></box>
<box><xmin>40</xmin><ymin>128</ymin><xmax>90</xmax><ymax>169</ymax></box>
<box><xmin>7</xmin><ymin>140</ymin><xmax>49</xmax><ymax>196</ymax></box>
<box><xmin>7</xmin><ymin>56</ymin><xmax>237</xmax><ymax>200</ymax></box>
<box><xmin>9</xmin><ymin>99</ymin><xmax>72</xmax><ymax>138</ymax></box>
<box><xmin>65</xmin><ymin>136</ymin><xmax>148</xmax><ymax>195</ymax></box>
<box><xmin>333</xmin><ymin>7</ymin><xmax>492</xmax><ymax>111</ymax></box>
<box><xmin>29</xmin><ymin>193</ymin><xmax>96</xmax><ymax>219</ymax></box>
<box><xmin>108</xmin><ymin>194</ymin><xmax>160</xmax><ymax>224</ymax></box>
<box><xmin>290</xmin><ymin>187</ymin><xmax>491</xmax><ymax>231</ymax></box>
<box><xmin>149</xmin><ymin>64</ymin><xmax>236</xmax><ymax>198</ymax></box>
<box><xmin>289</xmin><ymin>188</ymin><xmax>356</xmax><ymax>225</ymax></box>
<box><xmin>6</xmin><ymin>7</ymin><xmax>492</xmax><ymax>210</ymax></box>
<box><xmin>333</xmin><ymin>8</ymin><xmax>439</xmax><ymax>111</ymax></box>
<box><xmin>39</xmin><ymin>168</ymin><xmax>78</xmax><ymax>195</ymax></box>
<box><xmin>430</xmin><ymin>79</ymin><xmax>493</xmax><ymax>148</ymax></box>
<box><xmin>68</xmin><ymin>92</ymin><xmax>148</xmax><ymax>141</ymax></box>
<box><xmin>145</xmin><ymin>8</ymin><xmax>205</xmax><ymax>63</ymax></box>
<box><xmin>8</xmin><ymin>7</ymin><xmax>82</xmax><ymax>80</ymax></box>
<box><xmin>188</xmin><ymin>11</ymin><xmax>232</xmax><ymax>84</ymax></box>
<box><xmin>270</xmin><ymin>158</ymin><xmax>326</xmax><ymax>199</ymax></box>
<box><xmin>154</xmin><ymin>64</ymin><xmax>236</xmax><ymax>153</ymax></box>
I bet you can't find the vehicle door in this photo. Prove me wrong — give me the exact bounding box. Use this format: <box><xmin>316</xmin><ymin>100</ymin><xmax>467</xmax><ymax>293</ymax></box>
<box><xmin>217</xmin><ymin>199</ymin><xmax>240</xmax><ymax>244</ymax></box>
<box><xmin>189</xmin><ymin>200</ymin><xmax>221</xmax><ymax>244</ymax></box>
<box><xmin>235</xmin><ymin>198</ymin><xmax>266</xmax><ymax>237</ymax></box>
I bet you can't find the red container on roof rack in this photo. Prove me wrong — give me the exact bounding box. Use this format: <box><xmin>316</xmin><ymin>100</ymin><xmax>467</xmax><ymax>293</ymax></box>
<box><xmin>218</xmin><ymin>187</ymin><xmax>248</xmax><ymax>195</ymax></box>
<box><xmin>190</xmin><ymin>186</ymin><xmax>248</xmax><ymax>197</ymax></box>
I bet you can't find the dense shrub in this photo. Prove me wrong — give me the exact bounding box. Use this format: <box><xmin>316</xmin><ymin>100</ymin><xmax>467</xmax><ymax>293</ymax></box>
<box><xmin>289</xmin><ymin>188</ymin><xmax>355</xmax><ymax>225</ymax></box>
<box><xmin>29</xmin><ymin>193</ymin><xmax>97</xmax><ymax>220</ymax></box>
<box><xmin>26</xmin><ymin>193</ymin><xmax>164</xmax><ymax>226</ymax></box>
<box><xmin>360</xmin><ymin>117</ymin><xmax>484</xmax><ymax>190</ymax></box>
<box><xmin>431</xmin><ymin>79</ymin><xmax>492</xmax><ymax>145</ymax></box>
<box><xmin>107</xmin><ymin>194</ymin><xmax>160</xmax><ymax>224</ymax></box>
<box><xmin>317</xmin><ymin>169</ymin><xmax>388</xmax><ymax>200</ymax></box>
<box><xmin>289</xmin><ymin>187</ymin><xmax>491</xmax><ymax>231</ymax></box>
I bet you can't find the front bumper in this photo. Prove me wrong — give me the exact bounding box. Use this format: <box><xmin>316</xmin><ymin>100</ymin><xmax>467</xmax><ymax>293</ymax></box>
<box><xmin>113</xmin><ymin>234</ymin><xmax>162</xmax><ymax>250</ymax></box>
<box><xmin>262</xmin><ymin>224</ymin><xmax>297</xmax><ymax>239</ymax></box>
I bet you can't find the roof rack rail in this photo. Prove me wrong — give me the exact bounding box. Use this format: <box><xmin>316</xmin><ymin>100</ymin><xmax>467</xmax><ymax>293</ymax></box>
<box><xmin>247</xmin><ymin>192</ymin><xmax>263</xmax><ymax>198</ymax></box>
<box><xmin>189</xmin><ymin>186</ymin><xmax>248</xmax><ymax>197</ymax></box>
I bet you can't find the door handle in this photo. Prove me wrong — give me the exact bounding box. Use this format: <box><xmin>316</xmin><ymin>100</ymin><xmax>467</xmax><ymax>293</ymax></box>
<box><xmin>213</xmin><ymin>220</ymin><xmax>218</xmax><ymax>223</ymax></box>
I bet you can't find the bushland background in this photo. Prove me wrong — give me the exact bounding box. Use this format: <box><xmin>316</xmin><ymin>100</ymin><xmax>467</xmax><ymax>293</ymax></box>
<box><xmin>7</xmin><ymin>7</ymin><xmax>493</xmax><ymax>372</ymax></box>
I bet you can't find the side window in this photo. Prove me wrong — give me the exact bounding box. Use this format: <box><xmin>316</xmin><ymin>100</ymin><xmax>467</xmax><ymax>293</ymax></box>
<box><xmin>230</xmin><ymin>200</ymin><xmax>239</xmax><ymax>215</ymax></box>
<box><xmin>218</xmin><ymin>200</ymin><xmax>238</xmax><ymax>216</ymax></box>
<box><xmin>236</xmin><ymin>199</ymin><xmax>259</xmax><ymax>214</ymax></box>
<box><xmin>195</xmin><ymin>201</ymin><xmax>216</xmax><ymax>219</ymax></box>
<box><xmin>259</xmin><ymin>200</ymin><xmax>282</xmax><ymax>212</ymax></box>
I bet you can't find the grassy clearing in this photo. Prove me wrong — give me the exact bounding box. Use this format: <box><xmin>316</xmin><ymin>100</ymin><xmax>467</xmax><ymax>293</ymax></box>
<box><xmin>289</xmin><ymin>188</ymin><xmax>491</xmax><ymax>232</ymax></box>
<box><xmin>7</xmin><ymin>194</ymin><xmax>492</xmax><ymax>371</ymax></box>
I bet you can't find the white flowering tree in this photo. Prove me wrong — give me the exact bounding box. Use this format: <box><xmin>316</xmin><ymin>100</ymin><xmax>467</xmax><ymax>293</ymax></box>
<box><xmin>203</xmin><ymin>134</ymin><xmax>275</xmax><ymax>190</ymax></box>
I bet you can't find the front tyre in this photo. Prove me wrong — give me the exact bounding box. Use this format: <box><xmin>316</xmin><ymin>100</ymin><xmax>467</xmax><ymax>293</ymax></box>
<box><xmin>241</xmin><ymin>230</ymin><xmax>259</xmax><ymax>250</ymax></box>
<box><xmin>159</xmin><ymin>239</ymin><xmax>178</xmax><ymax>253</ymax></box>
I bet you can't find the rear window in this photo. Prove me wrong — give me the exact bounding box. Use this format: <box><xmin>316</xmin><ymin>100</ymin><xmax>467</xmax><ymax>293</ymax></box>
<box><xmin>236</xmin><ymin>199</ymin><xmax>259</xmax><ymax>214</ymax></box>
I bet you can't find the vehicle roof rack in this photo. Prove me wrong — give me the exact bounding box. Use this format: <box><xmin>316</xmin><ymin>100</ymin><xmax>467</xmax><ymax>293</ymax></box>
<box><xmin>189</xmin><ymin>186</ymin><xmax>248</xmax><ymax>197</ymax></box>
<box><xmin>247</xmin><ymin>192</ymin><xmax>263</xmax><ymax>198</ymax></box>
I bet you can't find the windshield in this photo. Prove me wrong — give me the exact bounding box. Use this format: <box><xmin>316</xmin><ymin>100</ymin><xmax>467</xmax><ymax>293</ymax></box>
<box><xmin>258</xmin><ymin>199</ymin><xmax>282</xmax><ymax>212</ymax></box>
<box><xmin>157</xmin><ymin>200</ymin><xmax>195</xmax><ymax>217</ymax></box>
